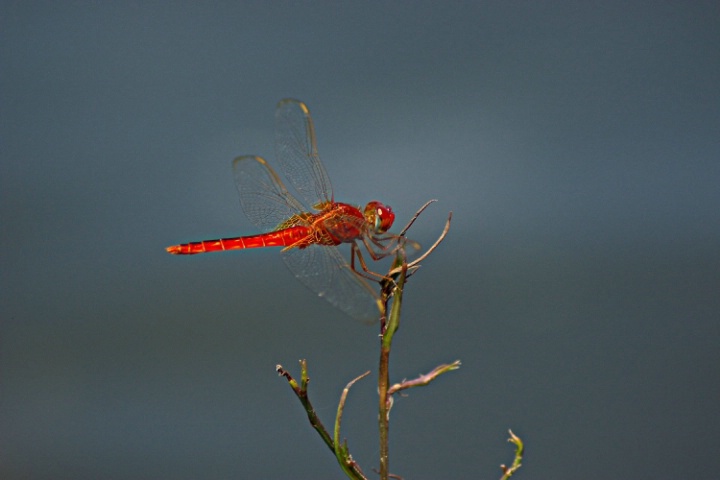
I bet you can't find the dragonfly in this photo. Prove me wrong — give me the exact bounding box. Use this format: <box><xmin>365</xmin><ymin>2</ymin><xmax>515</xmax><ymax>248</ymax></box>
<box><xmin>166</xmin><ymin>99</ymin><xmax>406</xmax><ymax>322</ymax></box>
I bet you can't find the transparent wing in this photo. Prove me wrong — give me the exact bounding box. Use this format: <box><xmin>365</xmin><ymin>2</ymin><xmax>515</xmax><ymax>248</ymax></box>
<box><xmin>281</xmin><ymin>244</ymin><xmax>382</xmax><ymax>324</ymax></box>
<box><xmin>275</xmin><ymin>98</ymin><xmax>334</xmax><ymax>208</ymax></box>
<box><xmin>232</xmin><ymin>155</ymin><xmax>307</xmax><ymax>232</ymax></box>
<box><xmin>234</xmin><ymin>155</ymin><xmax>381</xmax><ymax>323</ymax></box>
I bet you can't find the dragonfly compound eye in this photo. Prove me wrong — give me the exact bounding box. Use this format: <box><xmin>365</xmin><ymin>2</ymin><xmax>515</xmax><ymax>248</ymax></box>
<box><xmin>365</xmin><ymin>201</ymin><xmax>394</xmax><ymax>234</ymax></box>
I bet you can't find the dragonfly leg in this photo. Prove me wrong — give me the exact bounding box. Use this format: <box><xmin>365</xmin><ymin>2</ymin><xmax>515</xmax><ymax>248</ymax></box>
<box><xmin>361</xmin><ymin>234</ymin><xmax>411</xmax><ymax>261</ymax></box>
<box><xmin>350</xmin><ymin>243</ymin><xmax>394</xmax><ymax>283</ymax></box>
<box><xmin>351</xmin><ymin>244</ymin><xmax>405</xmax><ymax>299</ymax></box>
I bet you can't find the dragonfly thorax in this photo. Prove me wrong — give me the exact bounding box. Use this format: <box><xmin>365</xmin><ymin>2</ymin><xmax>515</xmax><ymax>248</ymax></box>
<box><xmin>364</xmin><ymin>201</ymin><xmax>395</xmax><ymax>234</ymax></box>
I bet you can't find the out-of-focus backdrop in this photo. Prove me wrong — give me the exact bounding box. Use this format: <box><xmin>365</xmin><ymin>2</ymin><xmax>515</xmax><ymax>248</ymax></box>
<box><xmin>2</xmin><ymin>3</ymin><xmax>718</xmax><ymax>479</ymax></box>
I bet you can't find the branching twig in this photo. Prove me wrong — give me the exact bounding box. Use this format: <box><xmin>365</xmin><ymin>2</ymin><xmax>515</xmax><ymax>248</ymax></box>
<box><xmin>276</xmin><ymin>362</ymin><xmax>334</xmax><ymax>451</ymax></box>
<box><xmin>277</xmin><ymin>361</ymin><xmax>368</xmax><ymax>480</ymax></box>
<box><xmin>389</xmin><ymin>211</ymin><xmax>452</xmax><ymax>279</ymax></box>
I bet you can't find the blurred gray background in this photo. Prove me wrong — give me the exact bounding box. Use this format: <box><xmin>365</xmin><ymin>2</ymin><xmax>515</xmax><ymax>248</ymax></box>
<box><xmin>2</xmin><ymin>2</ymin><xmax>719</xmax><ymax>479</ymax></box>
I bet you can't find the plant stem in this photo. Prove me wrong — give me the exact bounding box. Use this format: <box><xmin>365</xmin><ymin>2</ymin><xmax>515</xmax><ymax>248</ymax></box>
<box><xmin>378</xmin><ymin>345</ymin><xmax>390</xmax><ymax>479</ymax></box>
<box><xmin>378</xmin><ymin>257</ymin><xmax>407</xmax><ymax>480</ymax></box>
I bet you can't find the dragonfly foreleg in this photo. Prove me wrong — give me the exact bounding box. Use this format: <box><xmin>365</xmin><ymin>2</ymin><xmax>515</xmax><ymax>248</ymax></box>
<box><xmin>350</xmin><ymin>242</ymin><xmax>394</xmax><ymax>284</ymax></box>
<box><xmin>361</xmin><ymin>235</ymin><xmax>399</xmax><ymax>261</ymax></box>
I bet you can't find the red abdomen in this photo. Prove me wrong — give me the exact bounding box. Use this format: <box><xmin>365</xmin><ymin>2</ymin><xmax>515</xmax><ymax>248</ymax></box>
<box><xmin>166</xmin><ymin>226</ymin><xmax>312</xmax><ymax>255</ymax></box>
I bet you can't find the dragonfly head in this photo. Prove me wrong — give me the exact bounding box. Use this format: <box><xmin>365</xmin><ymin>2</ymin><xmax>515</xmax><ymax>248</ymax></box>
<box><xmin>364</xmin><ymin>201</ymin><xmax>395</xmax><ymax>234</ymax></box>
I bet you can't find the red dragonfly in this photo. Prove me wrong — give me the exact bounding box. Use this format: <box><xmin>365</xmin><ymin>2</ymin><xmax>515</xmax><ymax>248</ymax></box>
<box><xmin>167</xmin><ymin>99</ymin><xmax>401</xmax><ymax>322</ymax></box>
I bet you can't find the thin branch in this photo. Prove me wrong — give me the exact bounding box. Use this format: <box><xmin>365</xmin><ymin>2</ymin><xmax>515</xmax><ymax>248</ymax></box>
<box><xmin>399</xmin><ymin>199</ymin><xmax>437</xmax><ymax>237</ymax></box>
<box><xmin>334</xmin><ymin>371</ymin><xmax>371</xmax><ymax>480</ymax></box>
<box><xmin>387</xmin><ymin>360</ymin><xmax>461</xmax><ymax>396</ymax></box>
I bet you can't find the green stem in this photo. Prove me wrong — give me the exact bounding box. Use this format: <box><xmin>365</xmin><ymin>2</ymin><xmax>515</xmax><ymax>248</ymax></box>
<box><xmin>277</xmin><ymin>361</ymin><xmax>334</xmax><ymax>451</ymax></box>
<box><xmin>378</xmin><ymin>346</ymin><xmax>390</xmax><ymax>480</ymax></box>
<box><xmin>378</xmin><ymin>258</ymin><xmax>407</xmax><ymax>480</ymax></box>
